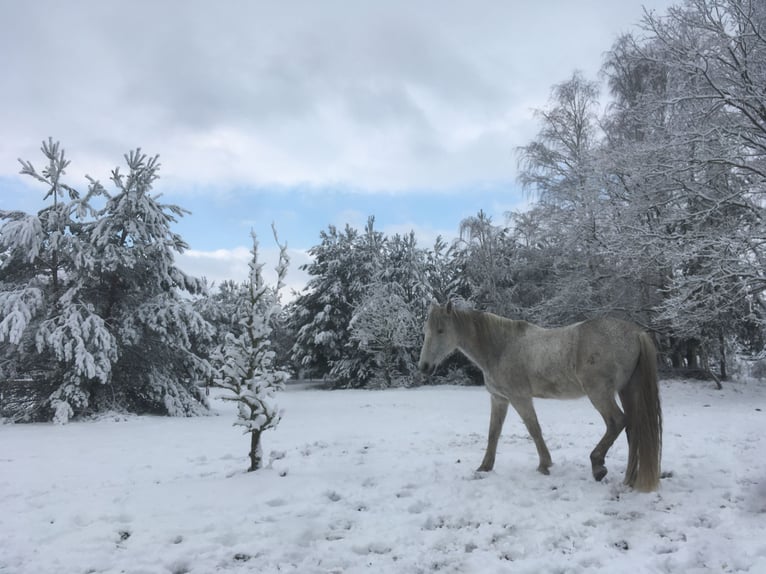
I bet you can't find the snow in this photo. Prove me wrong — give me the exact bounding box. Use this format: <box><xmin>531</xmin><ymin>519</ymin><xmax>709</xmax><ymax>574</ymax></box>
<box><xmin>1</xmin><ymin>380</ymin><xmax>765</xmax><ymax>573</ymax></box>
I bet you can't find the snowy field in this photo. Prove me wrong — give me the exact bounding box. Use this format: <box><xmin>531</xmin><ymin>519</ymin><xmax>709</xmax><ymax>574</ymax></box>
<box><xmin>1</xmin><ymin>380</ymin><xmax>765</xmax><ymax>574</ymax></box>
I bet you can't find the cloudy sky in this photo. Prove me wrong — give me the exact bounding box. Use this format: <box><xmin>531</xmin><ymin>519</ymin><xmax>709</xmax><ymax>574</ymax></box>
<box><xmin>1</xmin><ymin>0</ymin><xmax>675</xmax><ymax>294</ymax></box>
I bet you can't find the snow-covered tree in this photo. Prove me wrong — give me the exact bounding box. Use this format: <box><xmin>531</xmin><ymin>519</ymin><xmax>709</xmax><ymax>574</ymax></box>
<box><xmin>349</xmin><ymin>281</ymin><xmax>423</xmax><ymax>388</ymax></box>
<box><xmin>289</xmin><ymin>224</ymin><xmax>355</xmax><ymax>378</ymax></box>
<box><xmin>424</xmin><ymin>235</ymin><xmax>463</xmax><ymax>304</ymax></box>
<box><xmin>1</xmin><ymin>139</ymin><xmax>116</xmax><ymax>421</ymax></box>
<box><xmin>595</xmin><ymin>0</ymin><xmax>766</xmax><ymax>373</ymax></box>
<box><xmin>454</xmin><ymin>211</ymin><xmax>518</xmax><ymax>317</ymax></box>
<box><xmin>342</xmin><ymin>232</ymin><xmax>431</xmax><ymax>387</ymax></box>
<box><xmin>514</xmin><ymin>72</ymin><xmax>640</xmax><ymax>326</ymax></box>
<box><xmin>82</xmin><ymin>149</ymin><xmax>213</xmax><ymax>415</ymax></box>
<box><xmin>212</xmin><ymin>228</ymin><xmax>289</xmax><ymax>471</ymax></box>
<box><xmin>2</xmin><ymin>142</ymin><xmax>215</xmax><ymax>421</ymax></box>
<box><xmin>289</xmin><ymin>217</ymin><xmax>383</xmax><ymax>385</ymax></box>
<box><xmin>193</xmin><ymin>279</ymin><xmax>242</xmax><ymax>353</ymax></box>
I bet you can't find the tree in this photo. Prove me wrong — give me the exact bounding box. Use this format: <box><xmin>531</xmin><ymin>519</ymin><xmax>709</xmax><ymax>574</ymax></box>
<box><xmin>645</xmin><ymin>0</ymin><xmax>766</xmax><ymax>363</ymax></box>
<box><xmin>349</xmin><ymin>282</ymin><xmax>422</xmax><ymax>387</ymax></box>
<box><xmin>83</xmin><ymin>149</ymin><xmax>212</xmax><ymax>415</ymax></box>
<box><xmin>598</xmin><ymin>0</ymin><xmax>766</xmax><ymax>373</ymax></box>
<box><xmin>454</xmin><ymin>210</ymin><xmax>517</xmax><ymax>316</ymax></box>
<box><xmin>515</xmin><ymin>73</ymin><xmax>631</xmax><ymax>325</ymax></box>
<box><xmin>289</xmin><ymin>217</ymin><xmax>383</xmax><ymax>385</ymax></box>
<box><xmin>290</xmin><ymin>219</ymin><xmax>468</xmax><ymax>388</ymax></box>
<box><xmin>2</xmin><ymin>142</ymin><xmax>214</xmax><ymax>420</ymax></box>
<box><xmin>424</xmin><ymin>235</ymin><xmax>463</xmax><ymax>304</ymax></box>
<box><xmin>346</xmin><ymin>232</ymin><xmax>432</xmax><ymax>387</ymax></box>
<box><xmin>1</xmin><ymin>139</ymin><xmax>116</xmax><ymax>422</ymax></box>
<box><xmin>212</xmin><ymin>228</ymin><xmax>289</xmax><ymax>471</ymax></box>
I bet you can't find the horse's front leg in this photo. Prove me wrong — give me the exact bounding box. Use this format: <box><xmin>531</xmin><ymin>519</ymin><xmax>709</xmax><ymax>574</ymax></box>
<box><xmin>477</xmin><ymin>395</ymin><xmax>509</xmax><ymax>472</ymax></box>
<box><xmin>510</xmin><ymin>395</ymin><xmax>552</xmax><ymax>475</ymax></box>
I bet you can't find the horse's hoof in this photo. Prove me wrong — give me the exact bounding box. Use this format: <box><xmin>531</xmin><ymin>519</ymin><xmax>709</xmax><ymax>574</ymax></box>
<box><xmin>537</xmin><ymin>466</ymin><xmax>551</xmax><ymax>475</ymax></box>
<box><xmin>593</xmin><ymin>466</ymin><xmax>608</xmax><ymax>482</ymax></box>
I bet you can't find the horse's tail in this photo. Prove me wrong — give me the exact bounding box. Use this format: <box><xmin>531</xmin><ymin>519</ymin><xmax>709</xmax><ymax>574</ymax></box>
<box><xmin>622</xmin><ymin>332</ymin><xmax>662</xmax><ymax>492</ymax></box>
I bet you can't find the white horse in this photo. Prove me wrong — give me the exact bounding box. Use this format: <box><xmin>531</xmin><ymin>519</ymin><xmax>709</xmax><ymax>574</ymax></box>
<box><xmin>418</xmin><ymin>302</ymin><xmax>662</xmax><ymax>492</ymax></box>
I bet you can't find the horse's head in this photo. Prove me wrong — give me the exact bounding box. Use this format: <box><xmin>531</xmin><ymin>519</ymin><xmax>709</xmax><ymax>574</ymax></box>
<box><xmin>418</xmin><ymin>301</ymin><xmax>459</xmax><ymax>375</ymax></box>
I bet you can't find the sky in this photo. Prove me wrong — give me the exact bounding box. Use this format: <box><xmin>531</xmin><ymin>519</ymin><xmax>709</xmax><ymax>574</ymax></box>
<box><xmin>0</xmin><ymin>0</ymin><xmax>676</xmax><ymax>295</ymax></box>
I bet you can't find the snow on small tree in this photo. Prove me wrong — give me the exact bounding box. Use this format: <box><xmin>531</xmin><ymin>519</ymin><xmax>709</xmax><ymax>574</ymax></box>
<box><xmin>212</xmin><ymin>227</ymin><xmax>290</xmax><ymax>471</ymax></box>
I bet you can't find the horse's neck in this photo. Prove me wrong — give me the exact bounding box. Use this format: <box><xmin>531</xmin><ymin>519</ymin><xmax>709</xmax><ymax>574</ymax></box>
<box><xmin>454</xmin><ymin>310</ymin><xmax>508</xmax><ymax>370</ymax></box>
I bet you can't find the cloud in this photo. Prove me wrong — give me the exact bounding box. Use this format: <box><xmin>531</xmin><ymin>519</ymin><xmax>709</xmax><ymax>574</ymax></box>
<box><xmin>0</xmin><ymin>0</ymin><xmax>676</xmax><ymax>193</ymax></box>
<box><xmin>176</xmin><ymin>246</ymin><xmax>313</xmax><ymax>301</ymax></box>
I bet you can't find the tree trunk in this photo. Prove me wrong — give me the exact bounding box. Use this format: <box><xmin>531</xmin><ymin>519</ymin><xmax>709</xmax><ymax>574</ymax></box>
<box><xmin>719</xmin><ymin>331</ymin><xmax>727</xmax><ymax>381</ymax></box>
<box><xmin>686</xmin><ymin>340</ymin><xmax>699</xmax><ymax>370</ymax></box>
<box><xmin>248</xmin><ymin>430</ymin><xmax>263</xmax><ymax>472</ymax></box>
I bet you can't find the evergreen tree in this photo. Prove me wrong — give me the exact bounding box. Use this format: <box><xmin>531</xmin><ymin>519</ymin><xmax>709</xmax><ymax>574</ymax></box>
<box><xmin>455</xmin><ymin>211</ymin><xmax>517</xmax><ymax>317</ymax></box>
<box><xmin>2</xmin><ymin>142</ymin><xmax>215</xmax><ymax>420</ymax></box>
<box><xmin>289</xmin><ymin>217</ymin><xmax>383</xmax><ymax>386</ymax></box>
<box><xmin>424</xmin><ymin>235</ymin><xmax>463</xmax><ymax>304</ymax></box>
<box><xmin>212</xmin><ymin>228</ymin><xmax>289</xmax><ymax>471</ymax></box>
<box><xmin>1</xmin><ymin>139</ymin><xmax>116</xmax><ymax>422</ymax></box>
<box><xmin>84</xmin><ymin>149</ymin><xmax>212</xmax><ymax>415</ymax></box>
<box><xmin>349</xmin><ymin>281</ymin><xmax>422</xmax><ymax>387</ymax></box>
<box><xmin>344</xmin><ymin>232</ymin><xmax>430</xmax><ymax>387</ymax></box>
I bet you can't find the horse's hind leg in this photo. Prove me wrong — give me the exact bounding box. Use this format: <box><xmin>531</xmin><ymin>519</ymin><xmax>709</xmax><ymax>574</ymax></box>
<box><xmin>509</xmin><ymin>395</ymin><xmax>552</xmax><ymax>475</ymax></box>
<box><xmin>478</xmin><ymin>395</ymin><xmax>509</xmax><ymax>472</ymax></box>
<box><xmin>587</xmin><ymin>392</ymin><xmax>626</xmax><ymax>482</ymax></box>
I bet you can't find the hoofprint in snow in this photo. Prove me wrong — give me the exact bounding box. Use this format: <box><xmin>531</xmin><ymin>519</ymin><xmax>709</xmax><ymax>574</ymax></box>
<box><xmin>1</xmin><ymin>381</ymin><xmax>764</xmax><ymax>574</ymax></box>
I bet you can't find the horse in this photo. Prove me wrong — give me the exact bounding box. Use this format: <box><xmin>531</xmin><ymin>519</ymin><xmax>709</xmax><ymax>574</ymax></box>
<box><xmin>418</xmin><ymin>302</ymin><xmax>662</xmax><ymax>492</ymax></box>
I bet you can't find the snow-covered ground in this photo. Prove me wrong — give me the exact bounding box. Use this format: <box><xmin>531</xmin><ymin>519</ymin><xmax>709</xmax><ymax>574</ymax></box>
<box><xmin>1</xmin><ymin>380</ymin><xmax>765</xmax><ymax>574</ymax></box>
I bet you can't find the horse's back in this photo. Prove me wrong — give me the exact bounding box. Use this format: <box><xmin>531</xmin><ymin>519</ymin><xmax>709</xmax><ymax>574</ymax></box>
<box><xmin>518</xmin><ymin>321</ymin><xmax>587</xmax><ymax>398</ymax></box>
<box><xmin>573</xmin><ymin>317</ymin><xmax>645</xmax><ymax>392</ymax></box>
<box><xmin>485</xmin><ymin>314</ymin><xmax>646</xmax><ymax>399</ymax></box>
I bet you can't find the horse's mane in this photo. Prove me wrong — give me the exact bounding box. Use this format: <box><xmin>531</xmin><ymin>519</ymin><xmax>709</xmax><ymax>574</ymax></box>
<box><xmin>450</xmin><ymin>308</ymin><xmax>528</xmax><ymax>356</ymax></box>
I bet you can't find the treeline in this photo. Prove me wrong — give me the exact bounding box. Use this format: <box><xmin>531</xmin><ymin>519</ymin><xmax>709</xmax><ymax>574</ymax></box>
<box><xmin>289</xmin><ymin>0</ymin><xmax>766</xmax><ymax>384</ymax></box>
<box><xmin>2</xmin><ymin>0</ymin><xmax>766</xmax><ymax>420</ymax></box>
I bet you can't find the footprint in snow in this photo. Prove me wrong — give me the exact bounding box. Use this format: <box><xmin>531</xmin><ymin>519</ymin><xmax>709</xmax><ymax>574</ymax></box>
<box><xmin>352</xmin><ymin>542</ymin><xmax>391</xmax><ymax>555</ymax></box>
<box><xmin>407</xmin><ymin>500</ymin><xmax>430</xmax><ymax>514</ymax></box>
<box><xmin>325</xmin><ymin>519</ymin><xmax>353</xmax><ymax>541</ymax></box>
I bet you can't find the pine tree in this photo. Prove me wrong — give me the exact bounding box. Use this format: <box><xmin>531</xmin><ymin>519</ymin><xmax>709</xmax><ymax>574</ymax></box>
<box><xmin>348</xmin><ymin>232</ymin><xmax>433</xmax><ymax>387</ymax></box>
<box><xmin>349</xmin><ymin>281</ymin><xmax>422</xmax><ymax>388</ymax></box>
<box><xmin>289</xmin><ymin>216</ymin><xmax>383</xmax><ymax>386</ymax></box>
<box><xmin>212</xmin><ymin>227</ymin><xmax>289</xmax><ymax>471</ymax></box>
<box><xmin>1</xmin><ymin>139</ymin><xmax>116</xmax><ymax>422</ymax></box>
<box><xmin>84</xmin><ymin>149</ymin><xmax>213</xmax><ymax>415</ymax></box>
<box><xmin>455</xmin><ymin>211</ymin><xmax>518</xmax><ymax>317</ymax></box>
<box><xmin>424</xmin><ymin>235</ymin><xmax>463</xmax><ymax>305</ymax></box>
<box><xmin>289</xmin><ymin>224</ymin><xmax>358</xmax><ymax>378</ymax></box>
